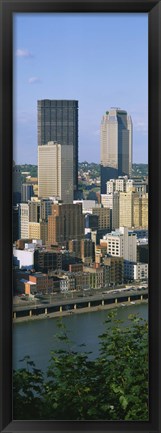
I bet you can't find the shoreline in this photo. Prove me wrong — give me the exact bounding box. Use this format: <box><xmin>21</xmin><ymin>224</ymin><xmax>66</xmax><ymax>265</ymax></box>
<box><xmin>13</xmin><ymin>299</ymin><xmax>148</xmax><ymax>324</ymax></box>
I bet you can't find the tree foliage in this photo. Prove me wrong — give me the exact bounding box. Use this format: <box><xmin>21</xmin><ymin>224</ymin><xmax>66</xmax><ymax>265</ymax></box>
<box><xmin>13</xmin><ymin>312</ymin><xmax>148</xmax><ymax>421</ymax></box>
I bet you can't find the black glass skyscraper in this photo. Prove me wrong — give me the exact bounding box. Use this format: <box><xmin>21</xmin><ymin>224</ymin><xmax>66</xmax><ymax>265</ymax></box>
<box><xmin>37</xmin><ymin>100</ymin><xmax>78</xmax><ymax>192</ymax></box>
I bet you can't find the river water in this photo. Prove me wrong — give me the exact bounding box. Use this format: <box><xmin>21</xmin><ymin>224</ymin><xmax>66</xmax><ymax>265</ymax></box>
<box><xmin>13</xmin><ymin>303</ymin><xmax>148</xmax><ymax>373</ymax></box>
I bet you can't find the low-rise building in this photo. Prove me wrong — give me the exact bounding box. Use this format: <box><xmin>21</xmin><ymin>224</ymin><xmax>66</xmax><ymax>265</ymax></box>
<box><xmin>34</xmin><ymin>249</ymin><xmax>62</xmax><ymax>273</ymax></box>
<box><xmin>59</xmin><ymin>273</ymin><xmax>76</xmax><ymax>292</ymax></box>
<box><xmin>25</xmin><ymin>281</ymin><xmax>37</xmax><ymax>295</ymax></box>
<box><xmin>74</xmin><ymin>272</ymin><xmax>90</xmax><ymax>291</ymax></box>
<box><xmin>29</xmin><ymin>273</ymin><xmax>53</xmax><ymax>293</ymax></box>
<box><xmin>103</xmin><ymin>256</ymin><xmax>124</xmax><ymax>286</ymax></box>
<box><xmin>83</xmin><ymin>266</ymin><xmax>104</xmax><ymax>289</ymax></box>
<box><xmin>137</xmin><ymin>243</ymin><xmax>148</xmax><ymax>264</ymax></box>
<box><xmin>69</xmin><ymin>263</ymin><xmax>83</xmax><ymax>273</ymax></box>
<box><xmin>124</xmin><ymin>261</ymin><xmax>148</xmax><ymax>281</ymax></box>
<box><xmin>13</xmin><ymin>247</ymin><xmax>34</xmax><ymax>269</ymax></box>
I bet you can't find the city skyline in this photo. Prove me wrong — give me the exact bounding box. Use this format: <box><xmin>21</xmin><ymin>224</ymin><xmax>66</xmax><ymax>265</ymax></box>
<box><xmin>13</xmin><ymin>13</ymin><xmax>148</xmax><ymax>165</ymax></box>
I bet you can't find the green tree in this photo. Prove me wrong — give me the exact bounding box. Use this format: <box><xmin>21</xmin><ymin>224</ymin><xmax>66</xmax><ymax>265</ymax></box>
<box><xmin>13</xmin><ymin>313</ymin><xmax>148</xmax><ymax>421</ymax></box>
<box><xmin>13</xmin><ymin>355</ymin><xmax>45</xmax><ymax>419</ymax></box>
<box><xmin>94</xmin><ymin>312</ymin><xmax>148</xmax><ymax>420</ymax></box>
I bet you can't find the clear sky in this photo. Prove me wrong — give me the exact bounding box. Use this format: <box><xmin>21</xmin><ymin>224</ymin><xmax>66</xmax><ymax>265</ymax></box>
<box><xmin>13</xmin><ymin>13</ymin><xmax>148</xmax><ymax>165</ymax></box>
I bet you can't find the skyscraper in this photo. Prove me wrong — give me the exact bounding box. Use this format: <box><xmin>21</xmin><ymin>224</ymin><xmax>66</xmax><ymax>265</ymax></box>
<box><xmin>37</xmin><ymin>99</ymin><xmax>78</xmax><ymax>192</ymax></box>
<box><xmin>21</xmin><ymin>183</ymin><xmax>34</xmax><ymax>203</ymax></box>
<box><xmin>13</xmin><ymin>162</ymin><xmax>21</xmax><ymax>205</ymax></box>
<box><xmin>38</xmin><ymin>141</ymin><xmax>73</xmax><ymax>203</ymax></box>
<box><xmin>19</xmin><ymin>203</ymin><xmax>29</xmax><ymax>239</ymax></box>
<box><xmin>48</xmin><ymin>203</ymin><xmax>84</xmax><ymax>247</ymax></box>
<box><xmin>100</xmin><ymin>108</ymin><xmax>133</xmax><ymax>193</ymax></box>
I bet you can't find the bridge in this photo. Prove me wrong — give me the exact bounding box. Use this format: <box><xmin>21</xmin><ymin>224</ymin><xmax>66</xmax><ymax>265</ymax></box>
<box><xmin>13</xmin><ymin>289</ymin><xmax>148</xmax><ymax>320</ymax></box>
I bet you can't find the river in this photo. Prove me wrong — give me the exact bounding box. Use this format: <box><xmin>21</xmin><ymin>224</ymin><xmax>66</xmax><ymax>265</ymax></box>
<box><xmin>13</xmin><ymin>302</ymin><xmax>148</xmax><ymax>373</ymax></box>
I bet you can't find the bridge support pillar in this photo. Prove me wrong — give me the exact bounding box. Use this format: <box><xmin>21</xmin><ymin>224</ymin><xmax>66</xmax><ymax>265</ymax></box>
<box><xmin>13</xmin><ymin>312</ymin><xmax>16</xmax><ymax>319</ymax></box>
<box><xmin>29</xmin><ymin>310</ymin><xmax>32</xmax><ymax>317</ymax></box>
<box><xmin>45</xmin><ymin>308</ymin><xmax>48</xmax><ymax>315</ymax></box>
<box><xmin>88</xmin><ymin>302</ymin><xmax>91</xmax><ymax>308</ymax></box>
<box><xmin>102</xmin><ymin>300</ymin><xmax>104</xmax><ymax>306</ymax></box>
<box><xmin>74</xmin><ymin>304</ymin><xmax>77</xmax><ymax>309</ymax></box>
<box><xmin>60</xmin><ymin>306</ymin><xmax>62</xmax><ymax>312</ymax></box>
<box><xmin>141</xmin><ymin>295</ymin><xmax>143</xmax><ymax>300</ymax></box>
<box><xmin>115</xmin><ymin>298</ymin><xmax>117</xmax><ymax>304</ymax></box>
<box><xmin>128</xmin><ymin>297</ymin><xmax>131</xmax><ymax>302</ymax></box>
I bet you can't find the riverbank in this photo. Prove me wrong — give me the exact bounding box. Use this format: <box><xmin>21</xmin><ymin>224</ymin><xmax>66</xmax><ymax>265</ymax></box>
<box><xmin>13</xmin><ymin>298</ymin><xmax>148</xmax><ymax>323</ymax></box>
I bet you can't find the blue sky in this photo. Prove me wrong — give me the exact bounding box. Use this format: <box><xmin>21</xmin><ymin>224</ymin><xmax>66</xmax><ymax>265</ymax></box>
<box><xmin>13</xmin><ymin>13</ymin><xmax>148</xmax><ymax>165</ymax></box>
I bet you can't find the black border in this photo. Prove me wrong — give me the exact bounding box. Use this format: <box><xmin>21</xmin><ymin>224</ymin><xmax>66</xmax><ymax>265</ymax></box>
<box><xmin>0</xmin><ymin>1</ymin><xmax>161</xmax><ymax>432</ymax></box>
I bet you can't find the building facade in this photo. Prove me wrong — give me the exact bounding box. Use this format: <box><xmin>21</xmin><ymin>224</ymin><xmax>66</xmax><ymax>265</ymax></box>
<box><xmin>100</xmin><ymin>108</ymin><xmax>133</xmax><ymax>193</ymax></box>
<box><xmin>103</xmin><ymin>256</ymin><xmax>124</xmax><ymax>286</ymax></box>
<box><xmin>21</xmin><ymin>183</ymin><xmax>34</xmax><ymax>203</ymax></box>
<box><xmin>19</xmin><ymin>203</ymin><xmax>29</xmax><ymax>239</ymax></box>
<box><xmin>48</xmin><ymin>203</ymin><xmax>84</xmax><ymax>246</ymax></box>
<box><xmin>13</xmin><ymin>163</ymin><xmax>21</xmax><ymax>205</ymax></box>
<box><xmin>34</xmin><ymin>249</ymin><xmax>62</xmax><ymax>273</ymax></box>
<box><xmin>38</xmin><ymin>141</ymin><xmax>73</xmax><ymax>203</ymax></box>
<box><xmin>124</xmin><ymin>261</ymin><xmax>148</xmax><ymax>281</ymax></box>
<box><xmin>92</xmin><ymin>207</ymin><xmax>110</xmax><ymax>231</ymax></box>
<box><xmin>37</xmin><ymin>99</ymin><xmax>78</xmax><ymax>192</ymax></box>
<box><xmin>106</xmin><ymin>226</ymin><xmax>137</xmax><ymax>262</ymax></box>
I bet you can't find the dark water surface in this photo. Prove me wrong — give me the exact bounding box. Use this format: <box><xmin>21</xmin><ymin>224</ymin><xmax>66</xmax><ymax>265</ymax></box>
<box><xmin>13</xmin><ymin>303</ymin><xmax>148</xmax><ymax>372</ymax></box>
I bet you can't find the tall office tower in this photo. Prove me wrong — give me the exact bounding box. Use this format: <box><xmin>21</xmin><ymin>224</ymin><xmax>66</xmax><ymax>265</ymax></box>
<box><xmin>28</xmin><ymin>221</ymin><xmax>48</xmax><ymax>245</ymax></box>
<box><xmin>48</xmin><ymin>203</ymin><xmax>84</xmax><ymax>246</ymax></box>
<box><xmin>37</xmin><ymin>100</ymin><xmax>78</xmax><ymax>192</ymax></box>
<box><xmin>100</xmin><ymin>108</ymin><xmax>133</xmax><ymax>193</ymax></box>
<box><xmin>40</xmin><ymin>198</ymin><xmax>54</xmax><ymax>221</ymax></box>
<box><xmin>92</xmin><ymin>207</ymin><xmax>110</xmax><ymax>231</ymax></box>
<box><xmin>119</xmin><ymin>191</ymin><xmax>136</xmax><ymax>228</ymax></box>
<box><xmin>141</xmin><ymin>193</ymin><xmax>148</xmax><ymax>228</ymax></box>
<box><xmin>106</xmin><ymin>179</ymin><xmax>116</xmax><ymax>194</ymax></box>
<box><xmin>21</xmin><ymin>183</ymin><xmax>34</xmax><ymax>203</ymax></box>
<box><xmin>84</xmin><ymin>214</ymin><xmax>99</xmax><ymax>231</ymax></box>
<box><xmin>29</xmin><ymin>197</ymin><xmax>58</xmax><ymax>224</ymax></box>
<box><xmin>29</xmin><ymin>198</ymin><xmax>41</xmax><ymax>223</ymax></box>
<box><xmin>38</xmin><ymin>141</ymin><xmax>73</xmax><ymax>203</ymax></box>
<box><xmin>13</xmin><ymin>205</ymin><xmax>19</xmax><ymax>243</ymax></box>
<box><xmin>101</xmin><ymin>193</ymin><xmax>113</xmax><ymax>209</ymax></box>
<box><xmin>101</xmin><ymin>191</ymin><xmax>119</xmax><ymax>230</ymax></box>
<box><xmin>13</xmin><ymin>162</ymin><xmax>21</xmax><ymax>205</ymax></box>
<box><xmin>19</xmin><ymin>203</ymin><xmax>29</xmax><ymax>239</ymax></box>
<box><xmin>133</xmin><ymin>193</ymin><xmax>148</xmax><ymax>228</ymax></box>
<box><xmin>112</xmin><ymin>191</ymin><xmax>120</xmax><ymax>230</ymax></box>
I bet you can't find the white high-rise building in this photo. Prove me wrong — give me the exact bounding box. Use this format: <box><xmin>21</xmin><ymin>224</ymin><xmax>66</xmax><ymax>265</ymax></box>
<box><xmin>106</xmin><ymin>179</ymin><xmax>116</xmax><ymax>194</ymax></box>
<box><xmin>106</xmin><ymin>226</ymin><xmax>137</xmax><ymax>262</ymax></box>
<box><xmin>115</xmin><ymin>177</ymin><xmax>127</xmax><ymax>192</ymax></box>
<box><xmin>38</xmin><ymin>141</ymin><xmax>73</xmax><ymax>203</ymax></box>
<box><xmin>19</xmin><ymin>203</ymin><xmax>29</xmax><ymax>239</ymax></box>
<box><xmin>100</xmin><ymin>108</ymin><xmax>133</xmax><ymax>193</ymax></box>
